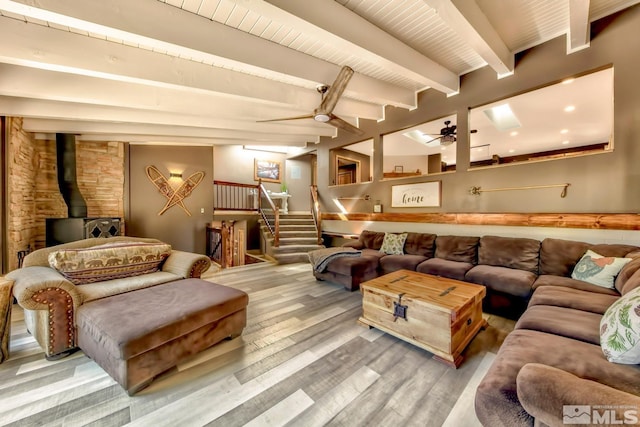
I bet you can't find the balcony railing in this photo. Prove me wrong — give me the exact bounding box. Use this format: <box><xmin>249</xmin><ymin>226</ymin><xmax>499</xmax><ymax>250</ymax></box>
<box><xmin>213</xmin><ymin>180</ymin><xmax>259</xmax><ymax>212</ymax></box>
<box><xmin>213</xmin><ymin>179</ymin><xmax>280</xmax><ymax>248</ymax></box>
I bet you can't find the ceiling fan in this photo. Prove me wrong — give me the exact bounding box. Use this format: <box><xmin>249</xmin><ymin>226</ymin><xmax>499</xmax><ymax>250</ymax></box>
<box><xmin>423</xmin><ymin>120</ymin><xmax>478</xmax><ymax>147</ymax></box>
<box><xmin>257</xmin><ymin>66</ymin><xmax>364</xmax><ymax>136</ymax></box>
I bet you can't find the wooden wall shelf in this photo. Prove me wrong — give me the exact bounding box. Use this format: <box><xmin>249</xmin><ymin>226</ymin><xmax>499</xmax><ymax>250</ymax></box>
<box><xmin>320</xmin><ymin>212</ymin><xmax>640</xmax><ymax>231</ymax></box>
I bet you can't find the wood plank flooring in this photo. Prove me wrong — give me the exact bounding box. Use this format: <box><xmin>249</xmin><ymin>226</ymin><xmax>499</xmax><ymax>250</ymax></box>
<box><xmin>0</xmin><ymin>262</ymin><xmax>515</xmax><ymax>426</ymax></box>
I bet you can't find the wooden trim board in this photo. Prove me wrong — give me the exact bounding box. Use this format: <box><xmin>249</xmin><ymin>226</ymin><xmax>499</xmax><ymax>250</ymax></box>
<box><xmin>320</xmin><ymin>212</ymin><xmax>640</xmax><ymax>231</ymax></box>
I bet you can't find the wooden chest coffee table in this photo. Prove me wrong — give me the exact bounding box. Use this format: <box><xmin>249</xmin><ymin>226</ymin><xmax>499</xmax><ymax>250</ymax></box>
<box><xmin>359</xmin><ymin>269</ymin><xmax>487</xmax><ymax>368</ymax></box>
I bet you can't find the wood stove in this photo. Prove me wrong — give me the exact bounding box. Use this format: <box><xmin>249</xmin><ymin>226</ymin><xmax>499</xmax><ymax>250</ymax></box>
<box><xmin>46</xmin><ymin>217</ymin><xmax>121</xmax><ymax>247</ymax></box>
<box><xmin>45</xmin><ymin>133</ymin><xmax>121</xmax><ymax>247</ymax></box>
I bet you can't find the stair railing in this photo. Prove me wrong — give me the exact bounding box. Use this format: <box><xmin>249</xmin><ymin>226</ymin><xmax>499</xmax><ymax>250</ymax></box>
<box><xmin>310</xmin><ymin>185</ymin><xmax>322</xmax><ymax>245</ymax></box>
<box><xmin>213</xmin><ymin>180</ymin><xmax>259</xmax><ymax>212</ymax></box>
<box><xmin>258</xmin><ymin>181</ymin><xmax>280</xmax><ymax>248</ymax></box>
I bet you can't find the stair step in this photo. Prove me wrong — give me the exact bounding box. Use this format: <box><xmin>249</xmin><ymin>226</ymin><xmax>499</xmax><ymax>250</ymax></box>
<box><xmin>279</xmin><ymin>230</ymin><xmax>318</xmax><ymax>237</ymax></box>
<box><xmin>272</xmin><ymin>244</ymin><xmax>325</xmax><ymax>254</ymax></box>
<box><xmin>278</xmin><ymin>214</ymin><xmax>314</xmax><ymax>219</ymax></box>
<box><xmin>277</xmin><ymin>225</ymin><xmax>317</xmax><ymax>231</ymax></box>
<box><xmin>277</xmin><ymin>237</ymin><xmax>322</xmax><ymax>245</ymax></box>
<box><xmin>260</xmin><ymin>227</ymin><xmax>318</xmax><ymax>238</ymax></box>
<box><xmin>259</xmin><ymin>220</ymin><xmax>315</xmax><ymax>226</ymax></box>
<box><xmin>272</xmin><ymin>252</ymin><xmax>315</xmax><ymax>264</ymax></box>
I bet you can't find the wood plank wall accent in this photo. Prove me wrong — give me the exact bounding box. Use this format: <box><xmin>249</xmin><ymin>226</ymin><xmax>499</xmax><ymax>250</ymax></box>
<box><xmin>320</xmin><ymin>213</ymin><xmax>640</xmax><ymax>231</ymax></box>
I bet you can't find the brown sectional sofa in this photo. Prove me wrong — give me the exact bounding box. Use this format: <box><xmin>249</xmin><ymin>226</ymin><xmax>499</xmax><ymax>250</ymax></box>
<box><xmin>312</xmin><ymin>230</ymin><xmax>640</xmax><ymax>425</ymax></box>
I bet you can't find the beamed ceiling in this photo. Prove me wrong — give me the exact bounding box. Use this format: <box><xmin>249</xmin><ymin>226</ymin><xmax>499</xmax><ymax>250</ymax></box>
<box><xmin>0</xmin><ymin>0</ymin><xmax>638</xmax><ymax>147</ymax></box>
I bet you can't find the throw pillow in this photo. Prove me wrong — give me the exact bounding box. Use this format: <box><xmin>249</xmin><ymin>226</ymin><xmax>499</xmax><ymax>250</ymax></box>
<box><xmin>49</xmin><ymin>242</ymin><xmax>172</xmax><ymax>285</ymax></box>
<box><xmin>379</xmin><ymin>232</ymin><xmax>408</xmax><ymax>255</ymax></box>
<box><xmin>600</xmin><ymin>286</ymin><xmax>640</xmax><ymax>364</ymax></box>
<box><xmin>571</xmin><ymin>249</ymin><xmax>631</xmax><ymax>289</ymax></box>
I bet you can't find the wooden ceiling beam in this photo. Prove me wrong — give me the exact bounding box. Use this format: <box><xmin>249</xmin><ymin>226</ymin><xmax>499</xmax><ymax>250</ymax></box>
<box><xmin>0</xmin><ymin>63</ymin><xmax>381</xmax><ymax>122</ymax></box>
<box><xmin>21</xmin><ymin>118</ymin><xmax>321</xmax><ymax>144</ymax></box>
<box><xmin>424</xmin><ymin>0</ymin><xmax>514</xmax><ymax>78</ymax></box>
<box><xmin>0</xmin><ymin>96</ymin><xmax>338</xmax><ymax>137</ymax></box>
<box><xmin>568</xmin><ymin>0</ymin><xmax>591</xmax><ymax>53</ymax></box>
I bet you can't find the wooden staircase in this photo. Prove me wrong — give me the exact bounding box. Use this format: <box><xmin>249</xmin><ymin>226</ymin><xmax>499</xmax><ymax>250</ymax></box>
<box><xmin>260</xmin><ymin>213</ymin><xmax>324</xmax><ymax>264</ymax></box>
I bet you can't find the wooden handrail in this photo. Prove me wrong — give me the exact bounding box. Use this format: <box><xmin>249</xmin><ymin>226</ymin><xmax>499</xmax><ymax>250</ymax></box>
<box><xmin>258</xmin><ymin>182</ymin><xmax>280</xmax><ymax>247</ymax></box>
<box><xmin>213</xmin><ymin>180</ymin><xmax>257</xmax><ymax>188</ymax></box>
<box><xmin>310</xmin><ymin>185</ymin><xmax>322</xmax><ymax>245</ymax></box>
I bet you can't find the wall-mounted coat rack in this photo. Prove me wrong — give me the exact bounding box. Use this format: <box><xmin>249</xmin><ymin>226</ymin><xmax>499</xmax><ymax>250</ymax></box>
<box><xmin>337</xmin><ymin>195</ymin><xmax>371</xmax><ymax>201</ymax></box>
<box><xmin>469</xmin><ymin>183</ymin><xmax>570</xmax><ymax>198</ymax></box>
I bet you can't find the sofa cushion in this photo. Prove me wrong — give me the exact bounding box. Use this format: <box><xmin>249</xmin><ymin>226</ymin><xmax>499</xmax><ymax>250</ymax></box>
<box><xmin>600</xmin><ymin>286</ymin><xmax>640</xmax><ymax>364</ymax></box>
<box><xmin>478</xmin><ymin>236</ymin><xmax>540</xmax><ymax>274</ymax></box>
<box><xmin>475</xmin><ymin>329</ymin><xmax>640</xmax><ymax>427</ymax></box>
<box><xmin>533</xmin><ymin>274</ymin><xmax>620</xmax><ymax>296</ymax></box>
<box><xmin>466</xmin><ymin>265</ymin><xmax>536</xmax><ymax>298</ymax></box>
<box><xmin>48</xmin><ymin>242</ymin><xmax>172</xmax><ymax>285</ymax></box>
<box><xmin>615</xmin><ymin>257</ymin><xmax>640</xmax><ymax>295</ymax></box>
<box><xmin>539</xmin><ymin>238</ymin><xmax>591</xmax><ymax>277</ymax></box>
<box><xmin>515</xmin><ymin>305</ymin><xmax>602</xmax><ymax>345</ymax></box>
<box><xmin>528</xmin><ymin>286</ymin><xmax>618</xmax><ymax>315</ymax></box>
<box><xmin>325</xmin><ymin>253</ymin><xmax>380</xmax><ymax>277</ymax></box>
<box><xmin>77</xmin><ymin>271</ymin><xmax>182</xmax><ymax>303</ymax></box>
<box><xmin>416</xmin><ymin>258</ymin><xmax>474</xmax><ymax>281</ymax></box>
<box><xmin>403</xmin><ymin>232</ymin><xmax>436</xmax><ymax>257</ymax></box>
<box><xmin>571</xmin><ymin>249</ymin><xmax>631</xmax><ymax>289</ymax></box>
<box><xmin>434</xmin><ymin>235</ymin><xmax>479</xmax><ymax>264</ymax></box>
<box><xmin>359</xmin><ymin>230</ymin><xmax>385</xmax><ymax>250</ymax></box>
<box><xmin>539</xmin><ymin>238</ymin><xmax>639</xmax><ymax>277</ymax></box>
<box><xmin>379</xmin><ymin>232</ymin><xmax>408</xmax><ymax>255</ymax></box>
<box><xmin>379</xmin><ymin>255</ymin><xmax>427</xmax><ymax>274</ymax></box>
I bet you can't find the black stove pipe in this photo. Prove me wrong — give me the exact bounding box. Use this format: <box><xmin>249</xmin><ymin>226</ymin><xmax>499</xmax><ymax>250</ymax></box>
<box><xmin>55</xmin><ymin>133</ymin><xmax>87</xmax><ymax>218</ymax></box>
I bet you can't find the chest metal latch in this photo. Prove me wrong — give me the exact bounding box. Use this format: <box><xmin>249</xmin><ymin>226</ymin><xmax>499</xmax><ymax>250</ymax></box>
<box><xmin>393</xmin><ymin>293</ymin><xmax>408</xmax><ymax>322</ymax></box>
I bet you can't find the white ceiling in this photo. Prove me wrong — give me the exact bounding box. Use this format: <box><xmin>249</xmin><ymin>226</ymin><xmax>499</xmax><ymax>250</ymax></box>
<box><xmin>0</xmin><ymin>0</ymin><xmax>637</xmax><ymax>148</ymax></box>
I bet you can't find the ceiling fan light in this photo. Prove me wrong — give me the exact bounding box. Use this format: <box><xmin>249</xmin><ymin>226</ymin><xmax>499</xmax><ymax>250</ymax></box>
<box><xmin>314</xmin><ymin>113</ymin><xmax>331</xmax><ymax>122</ymax></box>
<box><xmin>441</xmin><ymin>134</ymin><xmax>456</xmax><ymax>145</ymax></box>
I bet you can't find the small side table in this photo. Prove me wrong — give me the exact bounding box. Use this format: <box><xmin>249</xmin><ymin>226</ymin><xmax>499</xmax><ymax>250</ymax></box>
<box><xmin>0</xmin><ymin>278</ymin><xmax>13</xmax><ymax>363</ymax></box>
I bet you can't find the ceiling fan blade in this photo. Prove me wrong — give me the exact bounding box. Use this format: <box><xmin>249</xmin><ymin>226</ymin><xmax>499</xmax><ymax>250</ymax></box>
<box><xmin>326</xmin><ymin>114</ymin><xmax>364</xmax><ymax>136</ymax></box>
<box><xmin>318</xmin><ymin>66</ymin><xmax>354</xmax><ymax>114</ymax></box>
<box><xmin>256</xmin><ymin>114</ymin><xmax>314</xmax><ymax>123</ymax></box>
<box><xmin>424</xmin><ymin>137</ymin><xmax>442</xmax><ymax>147</ymax></box>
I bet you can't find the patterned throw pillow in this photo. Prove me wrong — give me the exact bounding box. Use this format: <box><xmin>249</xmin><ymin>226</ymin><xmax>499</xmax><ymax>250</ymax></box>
<box><xmin>600</xmin><ymin>286</ymin><xmax>640</xmax><ymax>364</ymax></box>
<box><xmin>49</xmin><ymin>242</ymin><xmax>172</xmax><ymax>285</ymax></box>
<box><xmin>571</xmin><ymin>249</ymin><xmax>631</xmax><ymax>289</ymax></box>
<box><xmin>379</xmin><ymin>232</ymin><xmax>408</xmax><ymax>255</ymax></box>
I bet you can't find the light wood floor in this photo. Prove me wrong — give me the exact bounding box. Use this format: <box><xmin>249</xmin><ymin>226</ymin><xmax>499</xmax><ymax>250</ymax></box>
<box><xmin>0</xmin><ymin>262</ymin><xmax>515</xmax><ymax>426</ymax></box>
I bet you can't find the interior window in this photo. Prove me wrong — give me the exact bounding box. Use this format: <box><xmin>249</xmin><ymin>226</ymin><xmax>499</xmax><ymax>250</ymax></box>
<box><xmin>469</xmin><ymin>67</ymin><xmax>613</xmax><ymax>167</ymax></box>
<box><xmin>382</xmin><ymin>114</ymin><xmax>457</xmax><ymax>178</ymax></box>
<box><xmin>329</xmin><ymin>139</ymin><xmax>373</xmax><ymax>186</ymax></box>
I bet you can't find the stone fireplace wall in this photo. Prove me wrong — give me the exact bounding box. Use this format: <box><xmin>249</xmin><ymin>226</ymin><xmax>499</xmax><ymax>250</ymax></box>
<box><xmin>6</xmin><ymin>118</ymin><xmax>125</xmax><ymax>271</ymax></box>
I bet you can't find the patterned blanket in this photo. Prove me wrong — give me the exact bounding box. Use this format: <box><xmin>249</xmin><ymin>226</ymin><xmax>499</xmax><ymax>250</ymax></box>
<box><xmin>308</xmin><ymin>247</ymin><xmax>362</xmax><ymax>273</ymax></box>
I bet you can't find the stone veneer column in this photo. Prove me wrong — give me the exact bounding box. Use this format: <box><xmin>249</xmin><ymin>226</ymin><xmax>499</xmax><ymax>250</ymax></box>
<box><xmin>6</xmin><ymin>118</ymin><xmax>38</xmax><ymax>272</ymax></box>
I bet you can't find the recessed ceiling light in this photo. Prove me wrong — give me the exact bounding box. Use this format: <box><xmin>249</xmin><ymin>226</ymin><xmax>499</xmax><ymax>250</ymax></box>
<box><xmin>441</xmin><ymin>147</ymin><xmax>446</xmax><ymax>151</ymax></box>
<box><xmin>483</xmin><ymin>103</ymin><xmax>521</xmax><ymax>131</ymax></box>
<box><xmin>564</xmin><ymin>105</ymin><xmax>575</xmax><ymax>112</ymax></box>
<box><xmin>562</xmin><ymin>78</ymin><xmax>575</xmax><ymax>85</ymax></box>
<box><xmin>510</xmin><ymin>131</ymin><xmax>518</xmax><ymax>136</ymax></box>
<box><xmin>560</xmin><ymin>129</ymin><xmax>569</xmax><ymax>134</ymax></box>
<box><xmin>508</xmin><ymin>149</ymin><xmax>515</xmax><ymax>153</ymax></box>
<box><xmin>562</xmin><ymin>140</ymin><xmax>570</xmax><ymax>145</ymax></box>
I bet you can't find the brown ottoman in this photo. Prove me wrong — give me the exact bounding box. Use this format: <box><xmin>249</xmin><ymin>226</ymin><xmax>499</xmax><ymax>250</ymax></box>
<box><xmin>76</xmin><ymin>278</ymin><xmax>248</xmax><ymax>395</ymax></box>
